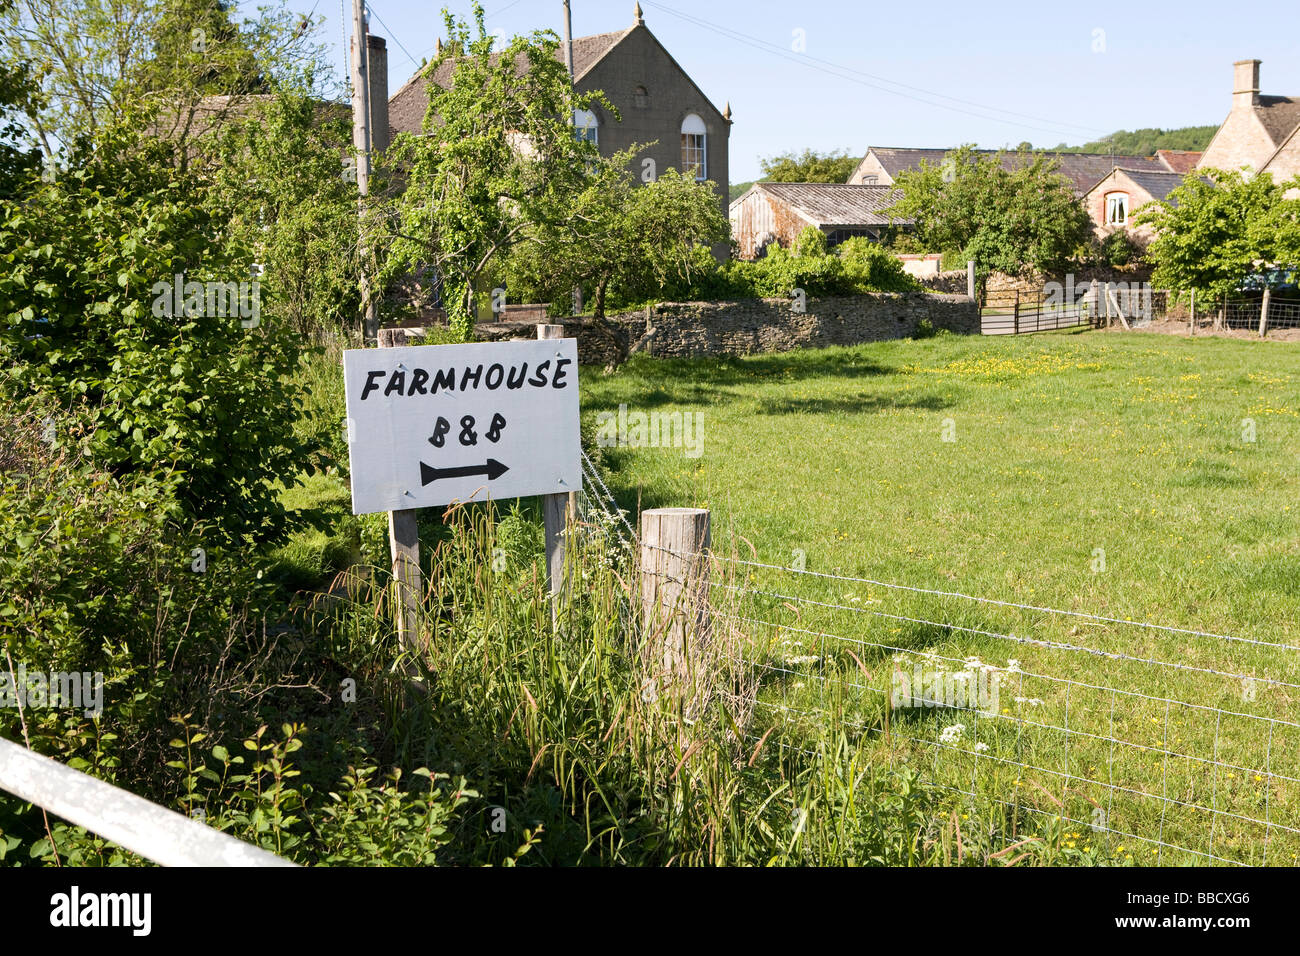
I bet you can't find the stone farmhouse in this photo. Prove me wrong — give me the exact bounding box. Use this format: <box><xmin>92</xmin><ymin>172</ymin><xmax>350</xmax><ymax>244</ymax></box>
<box><xmin>1083</xmin><ymin>58</ymin><xmax>1300</xmax><ymax>244</ymax></box>
<box><xmin>1198</xmin><ymin>59</ymin><xmax>1300</xmax><ymax>185</ymax></box>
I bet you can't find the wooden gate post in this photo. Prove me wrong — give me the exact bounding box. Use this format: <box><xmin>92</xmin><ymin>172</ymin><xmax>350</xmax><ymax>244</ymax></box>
<box><xmin>640</xmin><ymin>508</ymin><xmax>711</xmax><ymax>699</ymax></box>
<box><xmin>1259</xmin><ymin>288</ymin><xmax>1271</xmax><ymax>338</ymax></box>
<box><xmin>537</xmin><ymin>324</ymin><xmax>573</xmax><ymax>607</ymax></box>
<box><xmin>1190</xmin><ymin>289</ymin><xmax>1196</xmax><ymax>336</ymax></box>
<box><xmin>1013</xmin><ymin>291</ymin><xmax>1020</xmax><ymax>334</ymax></box>
<box><xmin>378</xmin><ymin>328</ymin><xmax>422</xmax><ymax>653</ymax></box>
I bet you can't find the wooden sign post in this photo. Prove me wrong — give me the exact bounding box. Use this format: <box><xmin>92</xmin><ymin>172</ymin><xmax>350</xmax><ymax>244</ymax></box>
<box><xmin>377</xmin><ymin>329</ymin><xmax>421</xmax><ymax>652</ymax></box>
<box><xmin>537</xmin><ymin>324</ymin><xmax>575</xmax><ymax>605</ymax></box>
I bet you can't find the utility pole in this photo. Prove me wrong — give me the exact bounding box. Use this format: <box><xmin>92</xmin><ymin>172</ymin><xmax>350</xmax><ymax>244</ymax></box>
<box><xmin>350</xmin><ymin>0</ymin><xmax>378</xmax><ymax>342</ymax></box>
<box><xmin>562</xmin><ymin>1</ymin><xmax>574</xmax><ymax>80</ymax></box>
<box><xmin>563</xmin><ymin>1</ymin><xmax>581</xmax><ymax>316</ymax></box>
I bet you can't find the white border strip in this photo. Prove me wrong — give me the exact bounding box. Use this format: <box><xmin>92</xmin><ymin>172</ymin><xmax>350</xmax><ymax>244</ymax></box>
<box><xmin>0</xmin><ymin>736</ymin><xmax>296</xmax><ymax>867</ymax></box>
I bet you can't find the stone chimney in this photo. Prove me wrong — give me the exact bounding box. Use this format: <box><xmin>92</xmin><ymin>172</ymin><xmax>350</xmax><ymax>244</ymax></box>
<box><xmin>367</xmin><ymin>34</ymin><xmax>389</xmax><ymax>153</ymax></box>
<box><xmin>1234</xmin><ymin>59</ymin><xmax>1260</xmax><ymax>111</ymax></box>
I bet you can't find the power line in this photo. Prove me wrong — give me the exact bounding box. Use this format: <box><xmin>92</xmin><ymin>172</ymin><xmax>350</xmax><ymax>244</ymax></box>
<box><xmin>641</xmin><ymin>0</ymin><xmax>1110</xmax><ymax>142</ymax></box>
<box><xmin>377</xmin><ymin>0</ymin><xmax>532</xmax><ymax>71</ymax></box>
<box><xmin>363</xmin><ymin>2</ymin><xmax>420</xmax><ymax>72</ymax></box>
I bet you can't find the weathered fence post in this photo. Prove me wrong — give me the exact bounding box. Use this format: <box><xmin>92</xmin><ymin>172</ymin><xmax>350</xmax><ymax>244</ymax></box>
<box><xmin>966</xmin><ymin>260</ymin><xmax>976</xmax><ymax>301</ymax></box>
<box><xmin>378</xmin><ymin>328</ymin><xmax>422</xmax><ymax>653</ymax></box>
<box><xmin>1013</xmin><ymin>291</ymin><xmax>1020</xmax><ymax>334</ymax></box>
<box><xmin>538</xmin><ymin>324</ymin><xmax>571</xmax><ymax>608</ymax></box>
<box><xmin>1259</xmin><ymin>288</ymin><xmax>1271</xmax><ymax>338</ymax></box>
<box><xmin>640</xmin><ymin>507</ymin><xmax>711</xmax><ymax>699</ymax></box>
<box><xmin>1189</xmin><ymin>289</ymin><xmax>1196</xmax><ymax>336</ymax></box>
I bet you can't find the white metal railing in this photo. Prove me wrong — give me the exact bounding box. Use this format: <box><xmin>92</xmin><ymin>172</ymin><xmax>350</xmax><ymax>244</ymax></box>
<box><xmin>0</xmin><ymin>736</ymin><xmax>296</xmax><ymax>867</ymax></box>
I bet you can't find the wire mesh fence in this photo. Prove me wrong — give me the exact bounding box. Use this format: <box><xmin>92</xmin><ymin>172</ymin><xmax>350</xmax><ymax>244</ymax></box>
<box><xmin>1154</xmin><ymin>293</ymin><xmax>1300</xmax><ymax>333</ymax></box>
<box><xmin>627</xmin><ymin>523</ymin><xmax>1300</xmax><ymax>867</ymax></box>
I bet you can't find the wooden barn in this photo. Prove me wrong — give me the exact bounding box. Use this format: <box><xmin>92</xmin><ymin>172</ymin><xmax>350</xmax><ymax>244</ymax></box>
<box><xmin>728</xmin><ymin>182</ymin><xmax>908</xmax><ymax>260</ymax></box>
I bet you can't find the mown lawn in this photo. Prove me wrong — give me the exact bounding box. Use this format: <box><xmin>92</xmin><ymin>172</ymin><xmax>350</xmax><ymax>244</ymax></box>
<box><xmin>580</xmin><ymin>329</ymin><xmax>1300</xmax><ymax>865</ymax></box>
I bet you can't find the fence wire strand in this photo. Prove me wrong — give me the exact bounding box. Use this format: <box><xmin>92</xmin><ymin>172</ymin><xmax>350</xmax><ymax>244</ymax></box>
<box><xmin>638</xmin><ymin>537</ymin><xmax>1300</xmax><ymax>867</ymax></box>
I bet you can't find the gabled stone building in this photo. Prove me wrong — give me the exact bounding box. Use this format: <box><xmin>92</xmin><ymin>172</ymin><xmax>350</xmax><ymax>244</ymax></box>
<box><xmin>1081</xmin><ymin>167</ymin><xmax>1195</xmax><ymax>243</ymax></box>
<box><xmin>1198</xmin><ymin>59</ymin><xmax>1300</xmax><ymax>180</ymax></box>
<box><xmin>382</xmin><ymin>3</ymin><xmax>731</xmax><ymax>217</ymax></box>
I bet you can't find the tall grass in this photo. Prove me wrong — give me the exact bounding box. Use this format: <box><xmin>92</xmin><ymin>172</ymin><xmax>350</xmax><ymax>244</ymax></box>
<box><xmin>299</xmin><ymin>495</ymin><xmax>1103</xmax><ymax>866</ymax></box>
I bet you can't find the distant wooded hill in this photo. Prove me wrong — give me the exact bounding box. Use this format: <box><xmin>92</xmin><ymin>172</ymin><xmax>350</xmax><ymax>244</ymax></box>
<box><xmin>1048</xmin><ymin>126</ymin><xmax>1218</xmax><ymax>156</ymax></box>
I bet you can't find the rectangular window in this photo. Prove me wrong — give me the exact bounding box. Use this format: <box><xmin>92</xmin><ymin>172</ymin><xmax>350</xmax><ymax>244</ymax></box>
<box><xmin>1106</xmin><ymin>194</ymin><xmax>1128</xmax><ymax>225</ymax></box>
<box><xmin>681</xmin><ymin>133</ymin><xmax>707</xmax><ymax>181</ymax></box>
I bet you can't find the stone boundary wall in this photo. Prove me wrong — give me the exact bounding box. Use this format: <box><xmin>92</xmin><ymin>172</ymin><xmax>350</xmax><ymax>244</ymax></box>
<box><xmin>473</xmin><ymin>293</ymin><xmax>980</xmax><ymax>366</ymax></box>
<box><xmin>919</xmin><ymin>270</ymin><xmax>970</xmax><ymax>295</ymax></box>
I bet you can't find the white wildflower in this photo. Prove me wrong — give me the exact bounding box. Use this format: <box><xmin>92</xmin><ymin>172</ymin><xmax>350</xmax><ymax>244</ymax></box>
<box><xmin>939</xmin><ymin>723</ymin><xmax>965</xmax><ymax>745</ymax></box>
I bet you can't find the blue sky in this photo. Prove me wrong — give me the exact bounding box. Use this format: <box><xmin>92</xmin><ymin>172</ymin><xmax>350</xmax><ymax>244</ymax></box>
<box><xmin>284</xmin><ymin>0</ymin><xmax>1300</xmax><ymax>181</ymax></box>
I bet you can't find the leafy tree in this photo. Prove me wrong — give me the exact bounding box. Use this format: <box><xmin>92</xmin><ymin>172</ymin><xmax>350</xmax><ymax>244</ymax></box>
<box><xmin>1252</xmin><ymin>181</ymin><xmax>1300</xmax><ymax>274</ymax></box>
<box><xmin>206</xmin><ymin>85</ymin><xmax>360</xmax><ymax>337</ymax></box>
<box><xmin>504</xmin><ymin>159</ymin><xmax>729</xmax><ymax>357</ymax></box>
<box><xmin>378</xmin><ymin>3</ymin><xmax>608</xmax><ymax>339</ymax></box>
<box><xmin>0</xmin><ymin>0</ymin><xmax>40</xmax><ymax>196</ymax></box>
<box><xmin>1138</xmin><ymin>168</ymin><xmax>1292</xmax><ymax>296</ymax></box>
<box><xmin>0</xmin><ymin>0</ymin><xmax>326</xmax><ymax>168</ymax></box>
<box><xmin>890</xmin><ymin>145</ymin><xmax>1093</xmax><ymax>277</ymax></box>
<box><xmin>759</xmin><ymin>148</ymin><xmax>859</xmax><ymax>183</ymax></box>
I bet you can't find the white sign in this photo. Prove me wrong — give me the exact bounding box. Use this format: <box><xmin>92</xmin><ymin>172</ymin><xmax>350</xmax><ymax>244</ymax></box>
<box><xmin>342</xmin><ymin>338</ymin><xmax>581</xmax><ymax>515</ymax></box>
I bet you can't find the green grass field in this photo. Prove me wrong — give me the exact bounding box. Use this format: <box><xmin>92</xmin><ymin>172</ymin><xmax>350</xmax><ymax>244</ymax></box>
<box><xmin>580</xmin><ymin>330</ymin><xmax>1300</xmax><ymax>865</ymax></box>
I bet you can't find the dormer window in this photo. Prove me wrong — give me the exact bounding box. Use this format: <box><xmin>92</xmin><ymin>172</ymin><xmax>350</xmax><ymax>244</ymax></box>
<box><xmin>1106</xmin><ymin>192</ymin><xmax>1129</xmax><ymax>226</ymax></box>
<box><xmin>633</xmin><ymin>85</ymin><xmax>649</xmax><ymax>109</ymax></box>
<box><xmin>680</xmin><ymin>113</ymin><xmax>707</xmax><ymax>181</ymax></box>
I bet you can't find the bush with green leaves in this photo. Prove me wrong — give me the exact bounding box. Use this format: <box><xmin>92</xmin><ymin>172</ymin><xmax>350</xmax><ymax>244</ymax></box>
<box><xmin>0</xmin><ymin>131</ymin><xmax>312</xmax><ymax>548</ymax></box>
<box><xmin>709</xmin><ymin>228</ymin><xmax>920</xmax><ymax>300</ymax></box>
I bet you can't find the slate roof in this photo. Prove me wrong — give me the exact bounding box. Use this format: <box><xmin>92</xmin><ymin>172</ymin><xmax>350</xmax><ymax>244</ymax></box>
<box><xmin>1255</xmin><ymin>95</ymin><xmax>1300</xmax><ymax>147</ymax></box>
<box><xmin>742</xmin><ymin>182</ymin><xmax>906</xmax><ymax>227</ymax></box>
<box><xmin>387</xmin><ymin>29</ymin><xmax>630</xmax><ymax>138</ymax></box>
<box><xmin>1112</xmin><ymin>167</ymin><xmax>1189</xmax><ymax>204</ymax></box>
<box><xmin>863</xmin><ymin>146</ymin><xmax>1166</xmax><ymax>196</ymax></box>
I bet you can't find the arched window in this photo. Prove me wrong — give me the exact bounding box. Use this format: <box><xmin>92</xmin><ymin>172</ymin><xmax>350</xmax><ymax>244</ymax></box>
<box><xmin>573</xmin><ymin>109</ymin><xmax>598</xmax><ymax>145</ymax></box>
<box><xmin>633</xmin><ymin>85</ymin><xmax>649</xmax><ymax>109</ymax></box>
<box><xmin>680</xmin><ymin>113</ymin><xmax>707</xmax><ymax>181</ymax></box>
<box><xmin>1105</xmin><ymin>192</ymin><xmax>1129</xmax><ymax>226</ymax></box>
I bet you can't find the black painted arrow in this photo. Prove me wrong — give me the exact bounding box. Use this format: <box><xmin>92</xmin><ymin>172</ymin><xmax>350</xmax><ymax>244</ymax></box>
<box><xmin>420</xmin><ymin>459</ymin><xmax>510</xmax><ymax>486</ymax></box>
